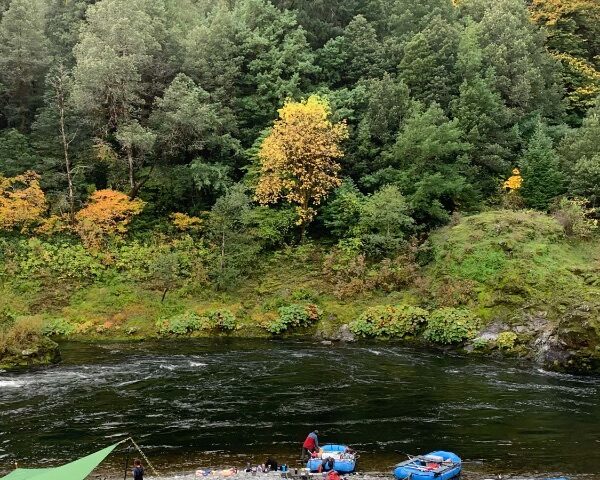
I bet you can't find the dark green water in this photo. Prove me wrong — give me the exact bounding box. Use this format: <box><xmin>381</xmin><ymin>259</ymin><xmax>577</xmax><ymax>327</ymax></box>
<box><xmin>1</xmin><ymin>340</ymin><xmax>599</xmax><ymax>478</ymax></box>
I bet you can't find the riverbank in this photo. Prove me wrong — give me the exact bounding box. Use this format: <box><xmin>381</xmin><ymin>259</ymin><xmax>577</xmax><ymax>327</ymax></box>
<box><xmin>2</xmin><ymin>210</ymin><xmax>600</xmax><ymax>373</ymax></box>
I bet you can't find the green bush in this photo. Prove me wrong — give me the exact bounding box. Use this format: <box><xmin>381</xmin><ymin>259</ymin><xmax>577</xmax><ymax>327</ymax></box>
<box><xmin>266</xmin><ymin>304</ymin><xmax>322</xmax><ymax>334</ymax></box>
<box><xmin>16</xmin><ymin>239</ymin><xmax>105</xmax><ymax>281</ymax></box>
<box><xmin>496</xmin><ymin>331</ymin><xmax>518</xmax><ymax>349</ymax></box>
<box><xmin>42</xmin><ymin>318</ymin><xmax>75</xmax><ymax>336</ymax></box>
<box><xmin>0</xmin><ymin>306</ymin><xmax>17</xmax><ymax>331</ymax></box>
<box><xmin>207</xmin><ymin>309</ymin><xmax>237</xmax><ymax>332</ymax></box>
<box><xmin>423</xmin><ymin>307</ymin><xmax>480</xmax><ymax>344</ymax></box>
<box><xmin>156</xmin><ymin>311</ymin><xmax>207</xmax><ymax>335</ymax></box>
<box><xmin>350</xmin><ymin>304</ymin><xmax>429</xmax><ymax>337</ymax></box>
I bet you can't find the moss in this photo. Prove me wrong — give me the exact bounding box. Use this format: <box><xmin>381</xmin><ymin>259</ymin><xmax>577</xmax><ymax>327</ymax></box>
<box><xmin>0</xmin><ymin>317</ymin><xmax>61</xmax><ymax>368</ymax></box>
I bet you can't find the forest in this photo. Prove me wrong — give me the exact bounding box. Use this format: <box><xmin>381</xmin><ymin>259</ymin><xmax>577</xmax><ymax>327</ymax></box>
<box><xmin>1</xmin><ymin>0</ymin><xmax>600</xmax><ymax>369</ymax></box>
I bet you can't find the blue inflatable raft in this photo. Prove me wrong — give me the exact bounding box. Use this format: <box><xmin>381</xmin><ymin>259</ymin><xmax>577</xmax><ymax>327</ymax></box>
<box><xmin>393</xmin><ymin>451</ymin><xmax>461</xmax><ymax>480</ymax></box>
<box><xmin>307</xmin><ymin>444</ymin><xmax>356</xmax><ymax>474</ymax></box>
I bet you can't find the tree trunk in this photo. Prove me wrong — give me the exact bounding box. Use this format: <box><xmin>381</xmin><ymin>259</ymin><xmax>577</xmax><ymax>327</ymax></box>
<box><xmin>298</xmin><ymin>195</ymin><xmax>310</xmax><ymax>243</ymax></box>
<box><xmin>299</xmin><ymin>221</ymin><xmax>307</xmax><ymax>243</ymax></box>
<box><xmin>161</xmin><ymin>287</ymin><xmax>168</xmax><ymax>303</ymax></box>
<box><xmin>127</xmin><ymin>145</ymin><xmax>135</xmax><ymax>191</ymax></box>
<box><xmin>54</xmin><ymin>68</ymin><xmax>75</xmax><ymax>220</ymax></box>
<box><xmin>220</xmin><ymin>229</ymin><xmax>225</xmax><ymax>273</ymax></box>
<box><xmin>128</xmin><ymin>163</ymin><xmax>154</xmax><ymax>199</ymax></box>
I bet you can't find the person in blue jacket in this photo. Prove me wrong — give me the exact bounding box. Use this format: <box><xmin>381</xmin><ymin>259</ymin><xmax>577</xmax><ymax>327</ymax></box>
<box><xmin>132</xmin><ymin>460</ymin><xmax>144</xmax><ymax>480</ymax></box>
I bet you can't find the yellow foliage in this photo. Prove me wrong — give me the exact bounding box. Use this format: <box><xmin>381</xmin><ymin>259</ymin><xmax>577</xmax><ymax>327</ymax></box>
<box><xmin>551</xmin><ymin>52</ymin><xmax>600</xmax><ymax>109</ymax></box>
<box><xmin>171</xmin><ymin>212</ymin><xmax>203</xmax><ymax>232</ymax></box>
<box><xmin>530</xmin><ymin>0</ymin><xmax>600</xmax><ymax>26</ymax></box>
<box><xmin>530</xmin><ymin>0</ymin><xmax>600</xmax><ymax>110</ymax></box>
<box><xmin>503</xmin><ymin>168</ymin><xmax>523</xmax><ymax>191</ymax></box>
<box><xmin>75</xmin><ymin>189</ymin><xmax>145</xmax><ymax>249</ymax></box>
<box><xmin>35</xmin><ymin>214</ymin><xmax>71</xmax><ymax>236</ymax></box>
<box><xmin>255</xmin><ymin>95</ymin><xmax>349</xmax><ymax>226</ymax></box>
<box><xmin>0</xmin><ymin>171</ymin><xmax>47</xmax><ymax>232</ymax></box>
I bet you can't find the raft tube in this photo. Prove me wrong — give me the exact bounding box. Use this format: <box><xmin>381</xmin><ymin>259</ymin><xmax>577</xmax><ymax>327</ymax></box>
<box><xmin>393</xmin><ymin>451</ymin><xmax>461</xmax><ymax>480</ymax></box>
<box><xmin>307</xmin><ymin>444</ymin><xmax>356</xmax><ymax>474</ymax></box>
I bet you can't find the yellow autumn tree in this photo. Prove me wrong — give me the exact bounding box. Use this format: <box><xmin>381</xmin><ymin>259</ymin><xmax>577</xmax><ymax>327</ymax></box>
<box><xmin>255</xmin><ymin>95</ymin><xmax>349</xmax><ymax>238</ymax></box>
<box><xmin>502</xmin><ymin>168</ymin><xmax>524</xmax><ymax>210</ymax></box>
<box><xmin>503</xmin><ymin>168</ymin><xmax>523</xmax><ymax>191</ymax></box>
<box><xmin>75</xmin><ymin>189</ymin><xmax>145</xmax><ymax>249</ymax></box>
<box><xmin>0</xmin><ymin>171</ymin><xmax>47</xmax><ymax>232</ymax></box>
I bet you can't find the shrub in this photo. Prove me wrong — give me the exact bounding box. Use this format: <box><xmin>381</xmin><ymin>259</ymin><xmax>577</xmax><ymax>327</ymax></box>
<box><xmin>496</xmin><ymin>331</ymin><xmax>518</xmax><ymax>350</ymax></box>
<box><xmin>423</xmin><ymin>307</ymin><xmax>480</xmax><ymax>344</ymax></box>
<box><xmin>323</xmin><ymin>242</ymin><xmax>421</xmax><ymax>299</ymax></box>
<box><xmin>41</xmin><ymin>318</ymin><xmax>75</xmax><ymax>336</ymax></box>
<box><xmin>350</xmin><ymin>304</ymin><xmax>429</xmax><ymax>338</ymax></box>
<box><xmin>553</xmin><ymin>197</ymin><xmax>597</xmax><ymax>239</ymax></box>
<box><xmin>266</xmin><ymin>304</ymin><xmax>322</xmax><ymax>334</ymax></box>
<box><xmin>0</xmin><ymin>317</ymin><xmax>44</xmax><ymax>355</ymax></box>
<box><xmin>207</xmin><ymin>309</ymin><xmax>237</xmax><ymax>332</ymax></box>
<box><xmin>156</xmin><ymin>311</ymin><xmax>207</xmax><ymax>335</ymax></box>
<box><xmin>0</xmin><ymin>306</ymin><xmax>17</xmax><ymax>330</ymax></box>
<box><xmin>16</xmin><ymin>239</ymin><xmax>105</xmax><ymax>281</ymax></box>
<box><xmin>322</xmin><ymin>247</ymin><xmax>368</xmax><ymax>298</ymax></box>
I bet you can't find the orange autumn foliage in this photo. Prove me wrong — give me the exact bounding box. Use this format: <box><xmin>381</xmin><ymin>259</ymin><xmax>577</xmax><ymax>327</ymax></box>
<box><xmin>75</xmin><ymin>189</ymin><xmax>144</xmax><ymax>248</ymax></box>
<box><xmin>0</xmin><ymin>171</ymin><xmax>47</xmax><ymax>232</ymax></box>
<box><xmin>255</xmin><ymin>95</ymin><xmax>349</xmax><ymax>228</ymax></box>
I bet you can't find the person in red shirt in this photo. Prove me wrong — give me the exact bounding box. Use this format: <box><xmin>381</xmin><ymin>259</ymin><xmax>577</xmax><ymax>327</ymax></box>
<box><xmin>302</xmin><ymin>430</ymin><xmax>319</xmax><ymax>461</ymax></box>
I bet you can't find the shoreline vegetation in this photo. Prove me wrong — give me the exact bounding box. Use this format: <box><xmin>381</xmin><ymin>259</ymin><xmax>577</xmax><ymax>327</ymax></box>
<box><xmin>1</xmin><ymin>1</ymin><xmax>600</xmax><ymax>372</ymax></box>
<box><xmin>2</xmin><ymin>209</ymin><xmax>600</xmax><ymax>374</ymax></box>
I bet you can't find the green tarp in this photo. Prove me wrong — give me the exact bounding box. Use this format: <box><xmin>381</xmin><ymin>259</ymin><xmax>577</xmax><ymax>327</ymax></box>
<box><xmin>1</xmin><ymin>443</ymin><xmax>121</xmax><ymax>480</ymax></box>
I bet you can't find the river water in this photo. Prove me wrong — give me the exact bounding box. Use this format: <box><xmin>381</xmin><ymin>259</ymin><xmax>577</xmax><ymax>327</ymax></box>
<box><xmin>0</xmin><ymin>340</ymin><xmax>599</xmax><ymax>479</ymax></box>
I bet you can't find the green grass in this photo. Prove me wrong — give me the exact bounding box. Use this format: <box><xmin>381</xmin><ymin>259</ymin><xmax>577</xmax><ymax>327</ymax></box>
<box><xmin>3</xmin><ymin>209</ymin><xmax>600</xmax><ymax>351</ymax></box>
<box><xmin>428</xmin><ymin>209</ymin><xmax>600</xmax><ymax>330</ymax></box>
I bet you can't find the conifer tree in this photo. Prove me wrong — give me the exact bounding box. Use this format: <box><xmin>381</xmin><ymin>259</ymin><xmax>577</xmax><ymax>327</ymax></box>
<box><xmin>0</xmin><ymin>0</ymin><xmax>49</xmax><ymax>130</ymax></box>
<box><xmin>520</xmin><ymin>123</ymin><xmax>566</xmax><ymax>210</ymax></box>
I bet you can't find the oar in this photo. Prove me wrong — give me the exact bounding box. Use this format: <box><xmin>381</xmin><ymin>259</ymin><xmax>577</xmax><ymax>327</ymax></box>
<box><xmin>394</xmin><ymin>450</ymin><xmax>417</xmax><ymax>460</ymax></box>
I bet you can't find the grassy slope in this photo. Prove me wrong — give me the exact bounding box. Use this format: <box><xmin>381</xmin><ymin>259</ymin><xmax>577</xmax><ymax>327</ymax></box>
<box><xmin>428</xmin><ymin>210</ymin><xmax>600</xmax><ymax>319</ymax></box>
<box><xmin>2</xmin><ymin>209</ymin><xmax>600</xmax><ymax>370</ymax></box>
<box><xmin>427</xmin><ymin>210</ymin><xmax>600</xmax><ymax>369</ymax></box>
<box><xmin>1</xmin><ymin>245</ymin><xmax>394</xmax><ymax>340</ymax></box>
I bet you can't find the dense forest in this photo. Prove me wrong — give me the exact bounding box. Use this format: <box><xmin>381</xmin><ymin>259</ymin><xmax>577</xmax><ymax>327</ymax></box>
<box><xmin>1</xmin><ymin>0</ymin><xmax>600</xmax><ymax>370</ymax></box>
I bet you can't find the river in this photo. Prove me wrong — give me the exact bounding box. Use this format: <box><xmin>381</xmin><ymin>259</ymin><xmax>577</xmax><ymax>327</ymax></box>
<box><xmin>0</xmin><ymin>340</ymin><xmax>599</xmax><ymax>479</ymax></box>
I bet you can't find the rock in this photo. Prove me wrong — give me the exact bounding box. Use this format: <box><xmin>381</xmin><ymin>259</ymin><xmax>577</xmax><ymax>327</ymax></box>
<box><xmin>473</xmin><ymin>332</ymin><xmax>499</xmax><ymax>343</ymax></box>
<box><xmin>471</xmin><ymin>321</ymin><xmax>510</xmax><ymax>344</ymax></box>
<box><xmin>321</xmin><ymin>340</ymin><xmax>333</xmax><ymax>346</ymax></box>
<box><xmin>0</xmin><ymin>336</ymin><xmax>61</xmax><ymax>369</ymax></box>
<box><xmin>21</xmin><ymin>348</ymin><xmax>39</xmax><ymax>357</ymax></box>
<box><xmin>316</xmin><ymin>324</ymin><xmax>357</xmax><ymax>343</ymax></box>
<box><xmin>336</xmin><ymin>324</ymin><xmax>356</xmax><ymax>343</ymax></box>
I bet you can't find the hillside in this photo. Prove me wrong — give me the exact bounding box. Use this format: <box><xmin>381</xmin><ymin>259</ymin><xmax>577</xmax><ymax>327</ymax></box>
<box><xmin>2</xmin><ymin>209</ymin><xmax>600</xmax><ymax>373</ymax></box>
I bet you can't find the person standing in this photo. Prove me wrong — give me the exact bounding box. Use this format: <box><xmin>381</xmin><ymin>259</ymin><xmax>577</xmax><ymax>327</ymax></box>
<box><xmin>132</xmin><ymin>459</ymin><xmax>144</xmax><ymax>480</ymax></box>
<box><xmin>302</xmin><ymin>430</ymin><xmax>319</xmax><ymax>461</ymax></box>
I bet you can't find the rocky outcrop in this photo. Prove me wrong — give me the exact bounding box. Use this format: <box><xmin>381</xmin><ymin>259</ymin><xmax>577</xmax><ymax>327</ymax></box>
<box><xmin>0</xmin><ymin>336</ymin><xmax>61</xmax><ymax>369</ymax></box>
<box><xmin>467</xmin><ymin>308</ymin><xmax>600</xmax><ymax>374</ymax></box>
<box><xmin>316</xmin><ymin>323</ymin><xmax>357</xmax><ymax>343</ymax></box>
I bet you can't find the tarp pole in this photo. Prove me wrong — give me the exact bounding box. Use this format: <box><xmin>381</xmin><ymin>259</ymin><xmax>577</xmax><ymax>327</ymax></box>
<box><xmin>123</xmin><ymin>453</ymin><xmax>130</xmax><ymax>480</ymax></box>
